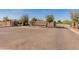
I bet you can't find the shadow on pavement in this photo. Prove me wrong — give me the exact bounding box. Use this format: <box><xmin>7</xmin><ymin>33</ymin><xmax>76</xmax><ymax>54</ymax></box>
<box><xmin>55</xmin><ymin>26</ymin><xmax>67</xmax><ymax>29</ymax></box>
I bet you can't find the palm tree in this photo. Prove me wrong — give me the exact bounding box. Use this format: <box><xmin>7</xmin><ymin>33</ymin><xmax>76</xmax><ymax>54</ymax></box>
<box><xmin>46</xmin><ymin>15</ymin><xmax>54</xmax><ymax>27</ymax></box>
<box><xmin>31</xmin><ymin>17</ymin><xmax>37</xmax><ymax>26</ymax></box>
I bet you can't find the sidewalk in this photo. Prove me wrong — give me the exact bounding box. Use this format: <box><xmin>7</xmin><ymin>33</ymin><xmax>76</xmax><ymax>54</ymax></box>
<box><xmin>68</xmin><ymin>27</ymin><xmax>79</xmax><ymax>36</ymax></box>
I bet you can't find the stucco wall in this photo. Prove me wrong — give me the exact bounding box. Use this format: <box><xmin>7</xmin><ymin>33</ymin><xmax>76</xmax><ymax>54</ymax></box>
<box><xmin>0</xmin><ymin>21</ymin><xmax>13</xmax><ymax>27</ymax></box>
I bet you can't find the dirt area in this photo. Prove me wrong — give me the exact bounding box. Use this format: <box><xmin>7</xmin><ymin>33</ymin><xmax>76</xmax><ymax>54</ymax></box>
<box><xmin>0</xmin><ymin>26</ymin><xmax>56</xmax><ymax>50</ymax></box>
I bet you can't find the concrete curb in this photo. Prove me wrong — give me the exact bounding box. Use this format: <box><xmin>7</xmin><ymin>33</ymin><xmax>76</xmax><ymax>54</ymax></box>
<box><xmin>68</xmin><ymin>27</ymin><xmax>79</xmax><ymax>36</ymax></box>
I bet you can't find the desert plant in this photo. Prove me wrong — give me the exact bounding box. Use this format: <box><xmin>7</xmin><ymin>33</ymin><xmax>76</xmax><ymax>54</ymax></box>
<box><xmin>62</xmin><ymin>20</ymin><xmax>72</xmax><ymax>25</ymax></box>
<box><xmin>19</xmin><ymin>15</ymin><xmax>29</xmax><ymax>26</ymax></box>
<box><xmin>31</xmin><ymin>17</ymin><xmax>37</xmax><ymax>26</ymax></box>
<box><xmin>3</xmin><ymin>16</ymin><xmax>10</xmax><ymax>21</ymax></box>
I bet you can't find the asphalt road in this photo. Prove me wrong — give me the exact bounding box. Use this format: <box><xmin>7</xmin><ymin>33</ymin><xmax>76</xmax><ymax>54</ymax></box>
<box><xmin>0</xmin><ymin>27</ymin><xmax>79</xmax><ymax>50</ymax></box>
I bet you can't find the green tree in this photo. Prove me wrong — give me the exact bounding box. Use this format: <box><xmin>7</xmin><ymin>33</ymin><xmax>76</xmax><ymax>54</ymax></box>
<box><xmin>19</xmin><ymin>15</ymin><xmax>29</xmax><ymax>26</ymax></box>
<box><xmin>3</xmin><ymin>16</ymin><xmax>10</xmax><ymax>21</ymax></box>
<box><xmin>31</xmin><ymin>17</ymin><xmax>37</xmax><ymax>26</ymax></box>
<box><xmin>46</xmin><ymin>15</ymin><xmax>54</xmax><ymax>27</ymax></box>
<box><xmin>57</xmin><ymin>20</ymin><xmax>62</xmax><ymax>24</ymax></box>
<box><xmin>46</xmin><ymin>15</ymin><xmax>54</xmax><ymax>23</ymax></box>
<box><xmin>14</xmin><ymin>20</ymin><xmax>19</xmax><ymax>26</ymax></box>
<box><xmin>71</xmin><ymin>11</ymin><xmax>79</xmax><ymax>28</ymax></box>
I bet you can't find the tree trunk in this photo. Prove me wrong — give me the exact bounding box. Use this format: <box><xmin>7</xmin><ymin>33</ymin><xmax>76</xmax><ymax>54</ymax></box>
<box><xmin>46</xmin><ymin>22</ymin><xmax>48</xmax><ymax>27</ymax></box>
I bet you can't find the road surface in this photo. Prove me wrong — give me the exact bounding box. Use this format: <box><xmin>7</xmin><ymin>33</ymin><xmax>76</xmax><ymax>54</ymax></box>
<box><xmin>0</xmin><ymin>27</ymin><xmax>79</xmax><ymax>50</ymax></box>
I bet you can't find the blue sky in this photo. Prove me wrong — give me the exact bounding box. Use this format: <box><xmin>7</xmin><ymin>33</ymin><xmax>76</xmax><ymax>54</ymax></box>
<box><xmin>0</xmin><ymin>9</ymin><xmax>72</xmax><ymax>21</ymax></box>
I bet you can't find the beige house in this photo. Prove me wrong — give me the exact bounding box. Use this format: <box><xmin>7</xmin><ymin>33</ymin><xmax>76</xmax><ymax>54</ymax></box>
<box><xmin>0</xmin><ymin>20</ymin><xmax>14</xmax><ymax>27</ymax></box>
<box><xmin>34</xmin><ymin>21</ymin><xmax>46</xmax><ymax>26</ymax></box>
<box><xmin>30</xmin><ymin>21</ymin><xmax>54</xmax><ymax>27</ymax></box>
<box><xmin>0</xmin><ymin>20</ymin><xmax>54</xmax><ymax>27</ymax></box>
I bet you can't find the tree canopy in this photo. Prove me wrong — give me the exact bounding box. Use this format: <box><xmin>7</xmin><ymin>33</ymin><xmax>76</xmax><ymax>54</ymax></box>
<box><xmin>3</xmin><ymin>16</ymin><xmax>10</xmax><ymax>21</ymax></box>
<box><xmin>46</xmin><ymin>15</ymin><xmax>54</xmax><ymax>23</ymax></box>
<box><xmin>57</xmin><ymin>20</ymin><xmax>62</xmax><ymax>24</ymax></box>
<box><xmin>31</xmin><ymin>17</ymin><xmax>37</xmax><ymax>22</ymax></box>
<box><xmin>19</xmin><ymin>15</ymin><xmax>29</xmax><ymax>26</ymax></box>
